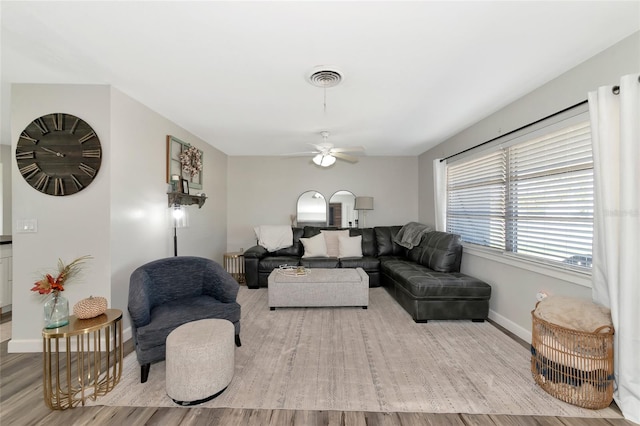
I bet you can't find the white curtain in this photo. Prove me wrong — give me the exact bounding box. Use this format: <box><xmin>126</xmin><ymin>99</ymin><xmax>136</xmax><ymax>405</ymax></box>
<box><xmin>589</xmin><ymin>73</ymin><xmax>640</xmax><ymax>423</ymax></box>
<box><xmin>433</xmin><ymin>158</ymin><xmax>447</xmax><ymax>231</ymax></box>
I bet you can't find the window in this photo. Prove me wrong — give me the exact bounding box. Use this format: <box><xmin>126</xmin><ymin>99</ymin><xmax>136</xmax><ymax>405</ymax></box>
<box><xmin>446</xmin><ymin>114</ymin><xmax>593</xmax><ymax>271</ymax></box>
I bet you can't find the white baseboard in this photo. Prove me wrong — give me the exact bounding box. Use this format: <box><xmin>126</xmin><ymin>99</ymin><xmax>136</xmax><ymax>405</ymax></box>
<box><xmin>8</xmin><ymin>327</ymin><xmax>132</xmax><ymax>353</ymax></box>
<box><xmin>488</xmin><ymin>309</ymin><xmax>531</xmax><ymax>344</ymax></box>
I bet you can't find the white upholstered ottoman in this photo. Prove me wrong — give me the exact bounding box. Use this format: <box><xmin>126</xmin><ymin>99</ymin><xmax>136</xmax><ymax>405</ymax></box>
<box><xmin>165</xmin><ymin>318</ymin><xmax>235</xmax><ymax>405</ymax></box>
<box><xmin>268</xmin><ymin>267</ymin><xmax>369</xmax><ymax>309</ymax></box>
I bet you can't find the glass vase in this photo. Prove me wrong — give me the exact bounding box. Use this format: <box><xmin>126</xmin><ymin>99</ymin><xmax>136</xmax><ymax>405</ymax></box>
<box><xmin>44</xmin><ymin>291</ymin><xmax>69</xmax><ymax>329</ymax></box>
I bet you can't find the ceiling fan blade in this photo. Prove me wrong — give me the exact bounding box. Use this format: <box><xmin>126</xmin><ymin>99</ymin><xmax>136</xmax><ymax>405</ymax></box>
<box><xmin>330</xmin><ymin>146</ymin><xmax>365</xmax><ymax>154</ymax></box>
<box><xmin>282</xmin><ymin>151</ymin><xmax>320</xmax><ymax>157</ymax></box>
<box><xmin>332</xmin><ymin>152</ymin><xmax>359</xmax><ymax>163</ymax></box>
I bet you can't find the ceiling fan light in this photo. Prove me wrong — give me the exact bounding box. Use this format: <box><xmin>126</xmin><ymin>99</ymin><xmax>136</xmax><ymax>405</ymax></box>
<box><xmin>313</xmin><ymin>153</ymin><xmax>336</xmax><ymax>167</ymax></box>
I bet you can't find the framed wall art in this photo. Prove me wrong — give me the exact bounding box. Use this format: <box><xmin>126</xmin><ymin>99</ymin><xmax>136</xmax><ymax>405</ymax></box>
<box><xmin>166</xmin><ymin>135</ymin><xmax>203</xmax><ymax>190</ymax></box>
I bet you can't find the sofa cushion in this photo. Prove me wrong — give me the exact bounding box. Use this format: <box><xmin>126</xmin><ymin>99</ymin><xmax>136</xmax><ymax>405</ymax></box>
<box><xmin>259</xmin><ymin>256</ymin><xmax>300</xmax><ymax>272</ymax></box>
<box><xmin>303</xmin><ymin>226</ymin><xmax>338</xmax><ymax>238</ymax></box>
<box><xmin>338</xmin><ymin>235</ymin><xmax>363</xmax><ymax>258</ymax></box>
<box><xmin>407</xmin><ymin>231</ymin><xmax>462</xmax><ymax>273</ymax></box>
<box><xmin>374</xmin><ymin>226</ymin><xmax>405</xmax><ymax>256</ymax></box>
<box><xmin>301</xmin><ymin>233</ymin><xmax>328</xmax><ymax>258</ymax></box>
<box><xmin>349</xmin><ymin>228</ymin><xmax>377</xmax><ymax>257</ymax></box>
<box><xmin>300</xmin><ymin>258</ymin><xmax>340</xmax><ymax>268</ymax></box>
<box><xmin>321</xmin><ymin>230</ymin><xmax>350</xmax><ymax>257</ymax></box>
<box><xmin>339</xmin><ymin>256</ymin><xmax>380</xmax><ymax>271</ymax></box>
<box><xmin>381</xmin><ymin>259</ymin><xmax>491</xmax><ymax>299</ymax></box>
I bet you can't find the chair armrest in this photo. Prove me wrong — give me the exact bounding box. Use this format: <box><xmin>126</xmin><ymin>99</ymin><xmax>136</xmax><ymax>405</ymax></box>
<box><xmin>128</xmin><ymin>268</ymin><xmax>152</xmax><ymax>328</ymax></box>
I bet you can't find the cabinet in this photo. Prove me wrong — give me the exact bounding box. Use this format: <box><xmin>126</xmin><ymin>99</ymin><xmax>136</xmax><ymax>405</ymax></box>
<box><xmin>0</xmin><ymin>244</ymin><xmax>12</xmax><ymax>309</ymax></box>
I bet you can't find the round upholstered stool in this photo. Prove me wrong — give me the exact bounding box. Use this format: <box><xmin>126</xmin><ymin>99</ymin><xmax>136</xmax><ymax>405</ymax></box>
<box><xmin>165</xmin><ymin>318</ymin><xmax>235</xmax><ymax>406</ymax></box>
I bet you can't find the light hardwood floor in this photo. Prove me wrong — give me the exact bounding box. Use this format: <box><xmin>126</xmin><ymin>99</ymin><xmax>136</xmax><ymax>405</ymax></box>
<box><xmin>0</xmin><ymin>316</ymin><xmax>633</xmax><ymax>426</ymax></box>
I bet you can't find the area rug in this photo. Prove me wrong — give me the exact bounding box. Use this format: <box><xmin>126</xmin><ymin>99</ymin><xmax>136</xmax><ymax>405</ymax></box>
<box><xmin>95</xmin><ymin>287</ymin><xmax>621</xmax><ymax>418</ymax></box>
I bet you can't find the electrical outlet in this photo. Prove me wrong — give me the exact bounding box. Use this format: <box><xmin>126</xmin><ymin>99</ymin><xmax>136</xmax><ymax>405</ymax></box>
<box><xmin>17</xmin><ymin>219</ymin><xmax>38</xmax><ymax>233</ymax></box>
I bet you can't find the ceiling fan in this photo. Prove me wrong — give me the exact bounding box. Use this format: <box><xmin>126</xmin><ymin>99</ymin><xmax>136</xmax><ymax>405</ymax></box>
<box><xmin>287</xmin><ymin>131</ymin><xmax>364</xmax><ymax>167</ymax></box>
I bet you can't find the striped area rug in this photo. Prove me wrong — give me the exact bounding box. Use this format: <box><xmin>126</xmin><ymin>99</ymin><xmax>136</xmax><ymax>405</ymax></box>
<box><xmin>95</xmin><ymin>287</ymin><xmax>620</xmax><ymax>418</ymax></box>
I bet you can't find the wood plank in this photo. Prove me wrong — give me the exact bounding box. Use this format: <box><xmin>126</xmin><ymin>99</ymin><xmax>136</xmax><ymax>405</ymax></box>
<box><xmin>0</xmin><ymin>331</ymin><xmax>635</xmax><ymax>426</ymax></box>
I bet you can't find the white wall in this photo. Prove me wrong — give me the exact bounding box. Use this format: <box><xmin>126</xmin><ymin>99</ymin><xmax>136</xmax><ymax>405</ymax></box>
<box><xmin>10</xmin><ymin>84</ymin><xmax>111</xmax><ymax>351</ymax></box>
<box><xmin>418</xmin><ymin>31</ymin><xmax>640</xmax><ymax>341</ymax></box>
<box><xmin>9</xmin><ymin>84</ymin><xmax>228</xmax><ymax>352</ymax></box>
<box><xmin>0</xmin><ymin>145</ymin><xmax>11</xmax><ymax>234</ymax></box>
<box><xmin>227</xmin><ymin>156</ymin><xmax>418</xmax><ymax>252</ymax></box>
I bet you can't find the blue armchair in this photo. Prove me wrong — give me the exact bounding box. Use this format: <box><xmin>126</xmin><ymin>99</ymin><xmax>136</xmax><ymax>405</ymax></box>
<box><xmin>128</xmin><ymin>256</ymin><xmax>241</xmax><ymax>383</ymax></box>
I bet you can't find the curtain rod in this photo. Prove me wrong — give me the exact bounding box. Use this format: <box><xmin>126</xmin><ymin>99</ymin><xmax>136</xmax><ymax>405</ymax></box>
<box><xmin>440</xmin><ymin>99</ymin><xmax>588</xmax><ymax>162</ymax></box>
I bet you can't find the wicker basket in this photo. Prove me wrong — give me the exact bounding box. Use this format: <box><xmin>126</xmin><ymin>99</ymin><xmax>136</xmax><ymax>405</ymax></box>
<box><xmin>531</xmin><ymin>309</ymin><xmax>614</xmax><ymax>409</ymax></box>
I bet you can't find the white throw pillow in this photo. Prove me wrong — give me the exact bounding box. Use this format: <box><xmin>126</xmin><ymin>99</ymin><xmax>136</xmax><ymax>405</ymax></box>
<box><xmin>338</xmin><ymin>235</ymin><xmax>363</xmax><ymax>258</ymax></box>
<box><xmin>320</xmin><ymin>230</ymin><xmax>349</xmax><ymax>257</ymax></box>
<box><xmin>300</xmin><ymin>233</ymin><xmax>328</xmax><ymax>258</ymax></box>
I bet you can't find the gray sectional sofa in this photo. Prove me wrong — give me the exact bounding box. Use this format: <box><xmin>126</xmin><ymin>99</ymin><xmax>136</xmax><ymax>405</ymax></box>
<box><xmin>244</xmin><ymin>225</ymin><xmax>492</xmax><ymax>322</ymax></box>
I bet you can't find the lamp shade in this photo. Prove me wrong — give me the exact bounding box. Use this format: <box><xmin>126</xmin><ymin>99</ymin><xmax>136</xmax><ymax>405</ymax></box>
<box><xmin>354</xmin><ymin>196</ymin><xmax>374</xmax><ymax>210</ymax></box>
<box><xmin>172</xmin><ymin>204</ymin><xmax>189</xmax><ymax>228</ymax></box>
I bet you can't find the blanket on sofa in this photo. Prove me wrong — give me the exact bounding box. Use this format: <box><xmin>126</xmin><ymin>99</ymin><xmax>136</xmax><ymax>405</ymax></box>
<box><xmin>254</xmin><ymin>225</ymin><xmax>293</xmax><ymax>252</ymax></box>
<box><xmin>394</xmin><ymin>222</ymin><xmax>432</xmax><ymax>249</ymax></box>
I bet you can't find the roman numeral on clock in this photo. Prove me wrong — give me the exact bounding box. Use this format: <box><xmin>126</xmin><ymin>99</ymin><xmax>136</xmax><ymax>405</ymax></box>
<box><xmin>34</xmin><ymin>173</ymin><xmax>50</xmax><ymax>192</ymax></box>
<box><xmin>78</xmin><ymin>131</ymin><xmax>96</xmax><ymax>143</ymax></box>
<box><xmin>78</xmin><ymin>163</ymin><xmax>97</xmax><ymax>177</ymax></box>
<box><xmin>52</xmin><ymin>113</ymin><xmax>64</xmax><ymax>131</ymax></box>
<box><xmin>54</xmin><ymin>178</ymin><xmax>64</xmax><ymax>196</ymax></box>
<box><xmin>33</xmin><ymin>118</ymin><xmax>49</xmax><ymax>135</ymax></box>
<box><xmin>70</xmin><ymin>174</ymin><xmax>84</xmax><ymax>191</ymax></box>
<box><xmin>16</xmin><ymin>151</ymin><xmax>35</xmax><ymax>160</ymax></box>
<box><xmin>19</xmin><ymin>131</ymin><xmax>38</xmax><ymax>144</ymax></box>
<box><xmin>69</xmin><ymin>117</ymin><xmax>80</xmax><ymax>135</ymax></box>
<box><xmin>19</xmin><ymin>163</ymin><xmax>40</xmax><ymax>179</ymax></box>
<box><xmin>82</xmin><ymin>149</ymin><xmax>101</xmax><ymax>158</ymax></box>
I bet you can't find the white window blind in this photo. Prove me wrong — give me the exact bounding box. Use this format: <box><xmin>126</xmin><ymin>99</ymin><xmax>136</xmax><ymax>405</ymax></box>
<box><xmin>446</xmin><ymin>118</ymin><xmax>593</xmax><ymax>270</ymax></box>
<box><xmin>447</xmin><ymin>150</ymin><xmax>506</xmax><ymax>250</ymax></box>
<box><xmin>506</xmin><ymin>121</ymin><xmax>593</xmax><ymax>266</ymax></box>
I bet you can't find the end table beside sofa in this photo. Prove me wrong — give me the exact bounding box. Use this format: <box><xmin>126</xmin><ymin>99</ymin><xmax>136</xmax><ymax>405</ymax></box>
<box><xmin>244</xmin><ymin>225</ymin><xmax>492</xmax><ymax>323</ymax></box>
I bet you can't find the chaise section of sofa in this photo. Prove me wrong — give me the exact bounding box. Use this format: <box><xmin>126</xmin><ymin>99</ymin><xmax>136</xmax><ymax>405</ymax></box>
<box><xmin>380</xmin><ymin>231</ymin><xmax>491</xmax><ymax>322</ymax></box>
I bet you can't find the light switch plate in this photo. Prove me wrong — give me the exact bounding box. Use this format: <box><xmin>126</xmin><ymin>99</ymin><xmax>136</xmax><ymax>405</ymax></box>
<box><xmin>17</xmin><ymin>219</ymin><xmax>37</xmax><ymax>233</ymax></box>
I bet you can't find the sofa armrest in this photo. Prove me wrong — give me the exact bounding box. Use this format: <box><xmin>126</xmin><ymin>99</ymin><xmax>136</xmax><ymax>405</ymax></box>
<box><xmin>243</xmin><ymin>245</ymin><xmax>266</xmax><ymax>289</ymax></box>
<box><xmin>243</xmin><ymin>245</ymin><xmax>268</xmax><ymax>259</ymax></box>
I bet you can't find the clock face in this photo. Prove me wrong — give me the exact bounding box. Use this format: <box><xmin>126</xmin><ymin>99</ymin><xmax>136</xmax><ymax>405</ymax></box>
<box><xmin>16</xmin><ymin>113</ymin><xmax>102</xmax><ymax>196</ymax></box>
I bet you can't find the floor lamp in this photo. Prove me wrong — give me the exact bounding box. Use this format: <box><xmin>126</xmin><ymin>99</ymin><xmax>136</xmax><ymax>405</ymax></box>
<box><xmin>171</xmin><ymin>204</ymin><xmax>189</xmax><ymax>256</ymax></box>
<box><xmin>354</xmin><ymin>196</ymin><xmax>374</xmax><ymax>228</ymax></box>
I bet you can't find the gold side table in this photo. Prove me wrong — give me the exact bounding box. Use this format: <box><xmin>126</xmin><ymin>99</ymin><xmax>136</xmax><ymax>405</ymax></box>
<box><xmin>42</xmin><ymin>308</ymin><xmax>123</xmax><ymax>410</ymax></box>
<box><xmin>224</xmin><ymin>251</ymin><xmax>245</xmax><ymax>284</ymax></box>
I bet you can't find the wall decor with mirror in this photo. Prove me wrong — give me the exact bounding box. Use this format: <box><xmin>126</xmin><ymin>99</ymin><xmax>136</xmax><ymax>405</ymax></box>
<box><xmin>329</xmin><ymin>190</ymin><xmax>356</xmax><ymax>228</ymax></box>
<box><xmin>296</xmin><ymin>191</ymin><xmax>327</xmax><ymax>227</ymax></box>
<box><xmin>166</xmin><ymin>135</ymin><xmax>203</xmax><ymax>190</ymax></box>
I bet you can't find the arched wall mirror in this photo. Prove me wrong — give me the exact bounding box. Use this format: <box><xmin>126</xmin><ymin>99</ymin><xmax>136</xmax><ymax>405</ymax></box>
<box><xmin>296</xmin><ymin>190</ymin><xmax>327</xmax><ymax>227</ymax></box>
<box><xmin>329</xmin><ymin>190</ymin><xmax>356</xmax><ymax>228</ymax></box>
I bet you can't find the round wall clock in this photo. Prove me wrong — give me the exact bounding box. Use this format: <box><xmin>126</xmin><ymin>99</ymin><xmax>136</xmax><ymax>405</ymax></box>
<box><xmin>16</xmin><ymin>113</ymin><xmax>102</xmax><ymax>196</ymax></box>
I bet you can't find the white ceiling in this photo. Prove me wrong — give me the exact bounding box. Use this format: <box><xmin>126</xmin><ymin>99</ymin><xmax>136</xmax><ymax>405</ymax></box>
<box><xmin>2</xmin><ymin>1</ymin><xmax>639</xmax><ymax>157</ymax></box>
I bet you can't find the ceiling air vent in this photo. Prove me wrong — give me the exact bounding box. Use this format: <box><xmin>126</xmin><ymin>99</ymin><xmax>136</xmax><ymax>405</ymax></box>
<box><xmin>308</xmin><ymin>68</ymin><xmax>343</xmax><ymax>88</ymax></box>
